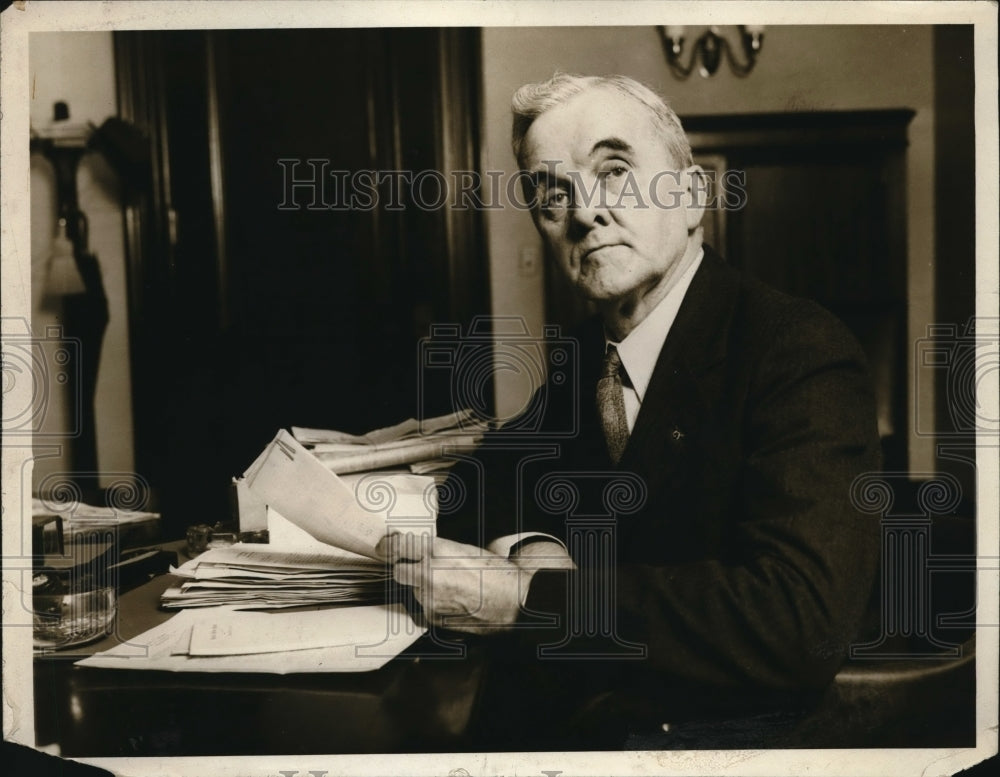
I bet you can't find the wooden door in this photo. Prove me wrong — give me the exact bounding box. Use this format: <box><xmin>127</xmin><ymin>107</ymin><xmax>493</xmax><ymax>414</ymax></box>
<box><xmin>115</xmin><ymin>29</ymin><xmax>487</xmax><ymax>534</ymax></box>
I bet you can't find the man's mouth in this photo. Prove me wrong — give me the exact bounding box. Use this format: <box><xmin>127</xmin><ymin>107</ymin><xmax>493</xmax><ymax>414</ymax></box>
<box><xmin>581</xmin><ymin>244</ymin><xmax>624</xmax><ymax>263</ymax></box>
<box><xmin>580</xmin><ymin>243</ymin><xmax>625</xmax><ymax>268</ymax></box>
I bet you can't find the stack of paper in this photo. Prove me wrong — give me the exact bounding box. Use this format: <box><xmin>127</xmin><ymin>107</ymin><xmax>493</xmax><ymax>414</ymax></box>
<box><xmin>161</xmin><ymin>545</ymin><xmax>394</xmax><ymax>610</ymax></box>
<box><xmin>166</xmin><ymin>430</ymin><xmax>440</xmax><ymax>612</ymax></box>
<box><xmin>32</xmin><ymin>498</ymin><xmax>161</xmax><ymax>547</ymax></box>
<box><xmin>32</xmin><ymin>498</ymin><xmax>160</xmax><ymax>524</ymax></box>
<box><xmin>292</xmin><ymin>409</ymin><xmax>488</xmax><ymax>475</ymax></box>
<box><xmin>79</xmin><ymin>430</ymin><xmax>438</xmax><ymax>672</ymax></box>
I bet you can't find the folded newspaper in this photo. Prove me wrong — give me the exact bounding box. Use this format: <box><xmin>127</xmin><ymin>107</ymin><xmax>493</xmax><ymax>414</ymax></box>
<box><xmin>291</xmin><ymin>408</ymin><xmax>488</xmax><ymax>474</ymax></box>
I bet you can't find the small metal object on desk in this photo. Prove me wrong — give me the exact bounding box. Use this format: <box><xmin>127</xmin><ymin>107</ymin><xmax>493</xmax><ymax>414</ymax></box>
<box><xmin>186</xmin><ymin>524</ymin><xmax>214</xmax><ymax>556</ymax></box>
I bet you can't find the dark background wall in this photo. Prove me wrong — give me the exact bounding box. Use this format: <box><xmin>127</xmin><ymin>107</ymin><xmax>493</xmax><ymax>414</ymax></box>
<box><xmin>28</xmin><ymin>26</ymin><xmax>978</xmax><ymax>530</ymax></box>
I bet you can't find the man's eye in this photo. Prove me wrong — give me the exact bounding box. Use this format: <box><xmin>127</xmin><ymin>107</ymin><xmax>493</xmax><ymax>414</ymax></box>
<box><xmin>542</xmin><ymin>191</ymin><xmax>570</xmax><ymax>209</ymax></box>
<box><xmin>600</xmin><ymin>164</ymin><xmax>629</xmax><ymax>180</ymax></box>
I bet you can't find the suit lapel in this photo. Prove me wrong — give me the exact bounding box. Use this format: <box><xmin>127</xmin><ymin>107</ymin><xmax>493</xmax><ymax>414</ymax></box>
<box><xmin>617</xmin><ymin>247</ymin><xmax>739</xmax><ymax>495</ymax></box>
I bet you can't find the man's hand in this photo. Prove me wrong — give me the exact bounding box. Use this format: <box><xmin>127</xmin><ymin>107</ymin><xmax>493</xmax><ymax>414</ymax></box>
<box><xmin>375</xmin><ymin>533</ymin><xmax>571</xmax><ymax>634</ymax></box>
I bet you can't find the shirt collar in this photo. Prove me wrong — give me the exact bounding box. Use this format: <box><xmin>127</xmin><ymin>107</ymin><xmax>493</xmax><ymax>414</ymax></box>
<box><xmin>607</xmin><ymin>247</ymin><xmax>704</xmax><ymax>402</ymax></box>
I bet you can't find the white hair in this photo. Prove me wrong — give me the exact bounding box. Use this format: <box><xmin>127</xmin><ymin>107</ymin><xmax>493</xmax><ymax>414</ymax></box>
<box><xmin>511</xmin><ymin>73</ymin><xmax>693</xmax><ymax>169</ymax></box>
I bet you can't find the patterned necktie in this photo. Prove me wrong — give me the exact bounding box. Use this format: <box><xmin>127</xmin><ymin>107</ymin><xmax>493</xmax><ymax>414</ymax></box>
<box><xmin>597</xmin><ymin>345</ymin><xmax>629</xmax><ymax>465</ymax></box>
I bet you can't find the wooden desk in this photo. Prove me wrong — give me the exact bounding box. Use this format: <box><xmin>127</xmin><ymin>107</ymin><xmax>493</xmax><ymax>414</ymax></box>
<box><xmin>34</xmin><ymin>574</ymin><xmax>488</xmax><ymax>756</ymax></box>
<box><xmin>34</xmin><ymin>546</ymin><xmax>977</xmax><ymax>753</ymax></box>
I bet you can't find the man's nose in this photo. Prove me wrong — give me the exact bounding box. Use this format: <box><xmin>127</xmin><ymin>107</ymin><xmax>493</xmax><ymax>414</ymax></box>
<box><xmin>570</xmin><ymin>184</ymin><xmax>610</xmax><ymax>230</ymax></box>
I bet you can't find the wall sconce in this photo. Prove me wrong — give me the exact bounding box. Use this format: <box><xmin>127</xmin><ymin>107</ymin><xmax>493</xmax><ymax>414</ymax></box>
<box><xmin>31</xmin><ymin>102</ymin><xmax>93</xmax><ymax>303</ymax></box>
<box><xmin>31</xmin><ymin>102</ymin><xmax>150</xmax><ymax>303</ymax></box>
<box><xmin>659</xmin><ymin>25</ymin><xmax>764</xmax><ymax>79</ymax></box>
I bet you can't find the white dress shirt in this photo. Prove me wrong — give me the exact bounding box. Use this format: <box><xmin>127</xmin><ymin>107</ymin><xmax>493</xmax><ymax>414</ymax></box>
<box><xmin>609</xmin><ymin>247</ymin><xmax>704</xmax><ymax>432</ymax></box>
<box><xmin>502</xmin><ymin>248</ymin><xmax>705</xmax><ymax>565</ymax></box>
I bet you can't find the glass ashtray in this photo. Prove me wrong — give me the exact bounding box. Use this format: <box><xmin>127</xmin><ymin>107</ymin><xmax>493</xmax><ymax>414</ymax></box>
<box><xmin>33</xmin><ymin>587</ymin><xmax>117</xmax><ymax>650</ymax></box>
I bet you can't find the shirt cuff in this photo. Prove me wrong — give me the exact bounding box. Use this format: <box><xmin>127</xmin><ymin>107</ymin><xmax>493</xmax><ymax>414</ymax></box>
<box><xmin>486</xmin><ymin>532</ymin><xmax>566</xmax><ymax>559</ymax></box>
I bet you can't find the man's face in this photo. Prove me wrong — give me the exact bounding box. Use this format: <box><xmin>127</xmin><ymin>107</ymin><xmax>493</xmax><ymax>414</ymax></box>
<box><xmin>521</xmin><ymin>87</ymin><xmax>703</xmax><ymax>311</ymax></box>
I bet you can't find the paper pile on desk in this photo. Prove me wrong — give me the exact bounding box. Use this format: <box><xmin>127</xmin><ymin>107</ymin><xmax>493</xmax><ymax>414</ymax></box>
<box><xmin>242</xmin><ymin>429</ymin><xmax>400</xmax><ymax>559</ymax></box>
<box><xmin>76</xmin><ymin>602</ymin><xmax>425</xmax><ymax>673</ymax></box>
<box><xmin>292</xmin><ymin>408</ymin><xmax>488</xmax><ymax>475</ymax></box>
<box><xmin>166</xmin><ymin>431</ymin><xmax>440</xmax><ymax>612</ymax></box>
<box><xmin>32</xmin><ymin>498</ymin><xmax>161</xmax><ymax>547</ymax></box>
<box><xmin>32</xmin><ymin>498</ymin><xmax>160</xmax><ymax>524</ymax></box>
<box><xmin>161</xmin><ymin>545</ymin><xmax>394</xmax><ymax>610</ymax></box>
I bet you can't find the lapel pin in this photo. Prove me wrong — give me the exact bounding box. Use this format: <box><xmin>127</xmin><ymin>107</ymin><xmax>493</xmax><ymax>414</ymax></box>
<box><xmin>672</xmin><ymin>427</ymin><xmax>684</xmax><ymax>441</ymax></box>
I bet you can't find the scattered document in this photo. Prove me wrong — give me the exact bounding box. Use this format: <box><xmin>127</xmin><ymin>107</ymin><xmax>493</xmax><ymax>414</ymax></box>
<box><xmin>110</xmin><ymin>421</ymin><xmax>469</xmax><ymax>671</ymax></box>
<box><xmin>243</xmin><ymin>430</ymin><xmax>388</xmax><ymax>559</ymax></box>
<box><xmin>292</xmin><ymin>409</ymin><xmax>487</xmax><ymax>474</ymax></box>
<box><xmin>266</xmin><ymin>471</ymin><xmax>437</xmax><ymax>553</ymax></box>
<box><xmin>292</xmin><ymin>408</ymin><xmax>479</xmax><ymax>446</ymax></box>
<box><xmin>32</xmin><ymin>498</ymin><xmax>161</xmax><ymax>546</ymax></box>
<box><xmin>76</xmin><ymin>603</ymin><xmax>425</xmax><ymax>673</ymax></box>
<box><xmin>32</xmin><ymin>498</ymin><xmax>160</xmax><ymax>524</ymax></box>
<box><xmin>186</xmin><ymin>606</ymin><xmax>405</xmax><ymax>656</ymax></box>
<box><xmin>312</xmin><ymin>434</ymin><xmax>483</xmax><ymax>475</ymax></box>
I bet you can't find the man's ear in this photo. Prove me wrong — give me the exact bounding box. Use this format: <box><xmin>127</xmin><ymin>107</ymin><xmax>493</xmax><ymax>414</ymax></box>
<box><xmin>683</xmin><ymin>164</ymin><xmax>707</xmax><ymax>231</ymax></box>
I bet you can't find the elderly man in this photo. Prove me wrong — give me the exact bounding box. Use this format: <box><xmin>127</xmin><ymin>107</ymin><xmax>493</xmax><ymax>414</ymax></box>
<box><xmin>379</xmin><ymin>73</ymin><xmax>881</xmax><ymax>747</ymax></box>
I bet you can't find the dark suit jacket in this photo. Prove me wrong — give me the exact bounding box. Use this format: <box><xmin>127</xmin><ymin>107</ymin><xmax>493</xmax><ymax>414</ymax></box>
<box><xmin>440</xmin><ymin>246</ymin><xmax>881</xmax><ymax>724</ymax></box>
